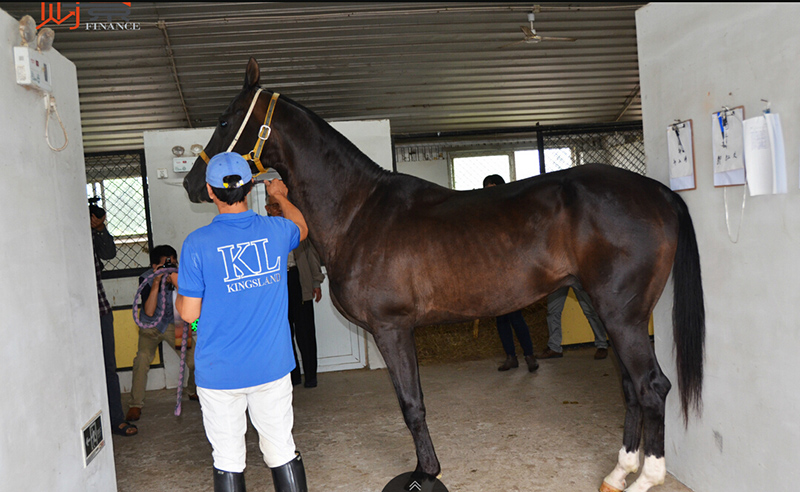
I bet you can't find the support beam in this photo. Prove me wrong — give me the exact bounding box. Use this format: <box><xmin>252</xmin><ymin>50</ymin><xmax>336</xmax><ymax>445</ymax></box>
<box><xmin>157</xmin><ymin>20</ymin><xmax>193</xmax><ymax>128</ymax></box>
<box><xmin>614</xmin><ymin>83</ymin><xmax>640</xmax><ymax>122</ymax></box>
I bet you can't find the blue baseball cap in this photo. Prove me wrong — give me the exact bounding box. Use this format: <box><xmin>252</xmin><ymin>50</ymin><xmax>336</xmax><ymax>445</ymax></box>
<box><xmin>206</xmin><ymin>152</ymin><xmax>253</xmax><ymax>188</ymax></box>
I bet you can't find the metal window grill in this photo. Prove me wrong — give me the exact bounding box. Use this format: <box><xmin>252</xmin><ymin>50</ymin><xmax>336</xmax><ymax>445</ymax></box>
<box><xmin>85</xmin><ymin>150</ymin><xmax>152</xmax><ymax>277</ymax></box>
<box><xmin>450</xmin><ymin>151</ymin><xmax>518</xmax><ymax>190</ymax></box>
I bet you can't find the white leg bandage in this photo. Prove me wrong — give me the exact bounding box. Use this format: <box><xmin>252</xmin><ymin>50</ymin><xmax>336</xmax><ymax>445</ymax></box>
<box><xmin>624</xmin><ymin>455</ymin><xmax>666</xmax><ymax>492</ymax></box>
<box><xmin>602</xmin><ymin>447</ymin><xmax>640</xmax><ymax>491</ymax></box>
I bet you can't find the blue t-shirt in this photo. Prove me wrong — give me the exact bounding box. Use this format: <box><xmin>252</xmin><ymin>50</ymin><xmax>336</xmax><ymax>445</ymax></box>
<box><xmin>178</xmin><ymin>210</ymin><xmax>300</xmax><ymax>390</ymax></box>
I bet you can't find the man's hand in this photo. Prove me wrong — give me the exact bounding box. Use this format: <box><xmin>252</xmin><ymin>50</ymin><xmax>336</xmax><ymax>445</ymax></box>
<box><xmin>266</xmin><ymin>178</ymin><xmax>288</xmax><ymax>198</ymax></box>
<box><xmin>265</xmin><ymin>179</ymin><xmax>308</xmax><ymax>241</ymax></box>
<box><xmin>152</xmin><ymin>262</ymin><xmax>167</xmax><ymax>286</ymax></box>
<box><xmin>90</xmin><ymin>214</ymin><xmax>106</xmax><ymax>231</ymax></box>
<box><xmin>150</xmin><ymin>264</ymin><xmax>178</xmax><ymax>300</ymax></box>
<box><xmin>313</xmin><ymin>287</ymin><xmax>322</xmax><ymax>302</ymax></box>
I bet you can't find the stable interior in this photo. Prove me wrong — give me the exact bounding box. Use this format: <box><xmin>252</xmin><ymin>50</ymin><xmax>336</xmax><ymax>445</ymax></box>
<box><xmin>114</xmin><ymin>346</ymin><xmax>691</xmax><ymax>492</ymax></box>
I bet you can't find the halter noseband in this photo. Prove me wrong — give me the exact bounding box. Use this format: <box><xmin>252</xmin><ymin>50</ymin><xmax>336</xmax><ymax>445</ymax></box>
<box><xmin>199</xmin><ymin>89</ymin><xmax>280</xmax><ymax>178</ymax></box>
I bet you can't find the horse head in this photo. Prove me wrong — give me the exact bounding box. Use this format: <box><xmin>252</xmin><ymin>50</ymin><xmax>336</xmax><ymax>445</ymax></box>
<box><xmin>183</xmin><ymin>58</ymin><xmax>280</xmax><ymax>203</ymax></box>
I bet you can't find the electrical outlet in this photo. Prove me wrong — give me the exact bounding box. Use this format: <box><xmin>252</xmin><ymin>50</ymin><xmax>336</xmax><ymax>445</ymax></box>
<box><xmin>157</xmin><ymin>168</ymin><xmax>168</xmax><ymax>179</ymax></box>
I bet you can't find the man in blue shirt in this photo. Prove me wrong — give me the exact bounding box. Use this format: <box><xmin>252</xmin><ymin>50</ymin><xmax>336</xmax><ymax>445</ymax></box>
<box><xmin>176</xmin><ymin>152</ymin><xmax>309</xmax><ymax>492</ymax></box>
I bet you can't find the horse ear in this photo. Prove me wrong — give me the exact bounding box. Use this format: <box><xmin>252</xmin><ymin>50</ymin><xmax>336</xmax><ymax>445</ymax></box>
<box><xmin>243</xmin><ymin>57</ymin><xmax>260</xmax><ymax>89</ymax></box>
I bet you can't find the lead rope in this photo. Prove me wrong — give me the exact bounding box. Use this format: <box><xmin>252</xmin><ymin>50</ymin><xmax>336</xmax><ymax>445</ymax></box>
<box><xmin>132</xmin><ymin>268</ymin><xmax>178</xmax><ymax>329</ymax></box>
<box><xmin>173</xmin><ymin>298</ymin><xmax>189</xmax><ymax>416</ymax></box>
<box><xmin>131</xmin><ymin>267</ymin><xmax>192</xmax><ymax>416</ymax></box>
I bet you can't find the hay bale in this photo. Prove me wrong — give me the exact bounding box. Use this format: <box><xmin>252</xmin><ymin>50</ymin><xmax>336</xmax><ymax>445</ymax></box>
<box><xmin>415</xmin><ymin>300</ymin><xmax>549</xmax><ymax>365</ymax></box>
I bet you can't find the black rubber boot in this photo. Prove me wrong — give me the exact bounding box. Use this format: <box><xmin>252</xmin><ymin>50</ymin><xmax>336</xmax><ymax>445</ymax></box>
<box><xmin>270</xmin><ymin>453</ymin><xmax>308</xmax><ymax>492</ymax></box>
<box><xmin>213</xmin><ymin>468</ymin><xmax>246</xmax><ymax>492</ymax></box>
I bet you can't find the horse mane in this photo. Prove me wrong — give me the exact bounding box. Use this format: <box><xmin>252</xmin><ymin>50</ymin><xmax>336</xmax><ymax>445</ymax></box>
<box><xmin>275</xmin><ymin>92</ymin><xmax>395</xmax><ymax>181</ymax></box>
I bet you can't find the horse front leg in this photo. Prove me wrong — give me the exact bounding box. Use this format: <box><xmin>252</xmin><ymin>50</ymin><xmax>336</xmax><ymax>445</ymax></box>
<box><xmin>371</xmin><ymin>325</ymin><xmax>441</xmax><ymax>479</ymax></box>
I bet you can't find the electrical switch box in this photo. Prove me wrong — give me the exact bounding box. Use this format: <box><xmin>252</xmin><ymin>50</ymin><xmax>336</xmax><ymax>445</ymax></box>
<box><xmin>173</xmin><ymin>157</ymin><xmax>192</xmax><ymax>173</ymax></box>
<box><xmin>82</xmin><ymin>411</ymin><xmax>105</xmax><ymax>467</ymax></box>
<box><xmin>14</xmin><ymin>46</ymin><xmax>52</xmax><ymax>93</ymax></box>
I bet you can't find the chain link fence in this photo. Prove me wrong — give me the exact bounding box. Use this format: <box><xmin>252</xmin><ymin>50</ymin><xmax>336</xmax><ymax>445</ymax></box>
<box><xmin>85</xmin><ymin>150</ymin><xmax>152</xmax><ymax>277</ymax></box>
<box><xmin>542</xmin><ymin>127</ymin><xmax>645</xmax><ymax>174</ymax></box>
<box><xmin>397</xmin><ymin>123</ymin><xmax>644</xmax><ymax>190</ymax></box>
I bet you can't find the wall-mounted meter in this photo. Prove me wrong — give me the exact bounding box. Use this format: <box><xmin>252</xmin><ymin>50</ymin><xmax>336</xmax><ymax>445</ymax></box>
<box><xmin>14</xmin><ymin>46</ymin><xmax>52</xmax><ymax>93</ymax></box>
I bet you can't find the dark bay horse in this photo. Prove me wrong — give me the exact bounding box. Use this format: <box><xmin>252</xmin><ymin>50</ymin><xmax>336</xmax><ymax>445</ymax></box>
<box><xmin>183</xmin><ymin>58</ymin><xmax>704</xmax><ymax>492</ymax></box>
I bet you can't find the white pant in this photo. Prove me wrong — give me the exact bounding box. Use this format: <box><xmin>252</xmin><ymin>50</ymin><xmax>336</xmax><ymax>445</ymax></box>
<box><xmin>197</xmin><ymin>374</ymin><xmax>297</xmax><ymax>472</ymax></box>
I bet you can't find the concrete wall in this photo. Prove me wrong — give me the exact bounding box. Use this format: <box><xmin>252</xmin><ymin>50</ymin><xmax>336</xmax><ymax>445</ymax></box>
<box><xmin>396</xmin><ymin>158</ymin><xmax>450</xmax><ymax>188</ymax></box>
<box><xmin>143</xmin><ymin>128</ymin><xmax>219</xmax><ymax>252</ymax></box>
<box><xmin>0</xmin><ymin>8</ymin><xmax>116</xmax><ymax>491</ymax></box>
<box><xmin>637</xmin><ymin>4</ymin><xmax>800</xmax><ymax>490</ymax></box>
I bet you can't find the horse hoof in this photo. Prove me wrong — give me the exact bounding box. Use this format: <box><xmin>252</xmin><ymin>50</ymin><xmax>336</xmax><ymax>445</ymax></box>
<box><xmin>600</xmin><ymin>482</ymin><xmax>623</xmax><ymax>492</ymax></box>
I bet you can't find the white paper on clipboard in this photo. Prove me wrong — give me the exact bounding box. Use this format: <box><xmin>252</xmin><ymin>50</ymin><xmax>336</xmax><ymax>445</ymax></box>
<box><xmin>668</xmin><ymin>120</ymin><xmax>695</xmax><ymax>191</ymax></box>
<box><xmin>743</xmin><ymin>113</ymin><xmax>786</xmax><ymax>196</ymax></box>
<box><xmin>712</xmin><ymin>108</ymin><xmax>745</xmax><ymax>187</ymax></box>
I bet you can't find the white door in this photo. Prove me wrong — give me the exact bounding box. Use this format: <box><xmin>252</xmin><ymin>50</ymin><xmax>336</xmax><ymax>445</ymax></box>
<box><xmin>249</xmin><ymin>187</ymin><xmax>367</xmax><ymax>373</ymax></box>
<box><xmin>247</xmin><ymin>119</ymin><xmax>394</xmax><ymax>374</ymax></box>
<box><xmin>313</xmin><ymin>267</ymin><xmax>367</xmax><ymax>372</ymax></box>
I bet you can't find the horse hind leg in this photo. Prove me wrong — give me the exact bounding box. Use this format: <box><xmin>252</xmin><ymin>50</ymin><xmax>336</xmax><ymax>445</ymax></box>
<box><xmin>626</xmin><ymin>456</ymin><xmax>667</xmax><ymax>492</ymax></box>
<box><xmin>601</xmin><ymin>365</ymin><xmax>642</xmax><ymax>492</ymax></box>
<box><xmin>602</xmin><ymin>327</ymin><xmax>671</xmax><ymax>492</ymax></box>
<box><xmin>371</xmin><ymin>325</ymin><xmax>441</xmax><ymax>479</ymax></box>
<box><xmin>627</xmin><ymin>362</ymin><xmax>670</xmax><ymax>492</ymax></box>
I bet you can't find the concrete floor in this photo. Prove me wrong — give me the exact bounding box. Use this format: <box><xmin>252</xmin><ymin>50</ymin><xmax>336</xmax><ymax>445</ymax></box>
<box><xmin>113</xmin><ymin>346</ymin><xmax>693</xmax><ymax>492</ymax></box>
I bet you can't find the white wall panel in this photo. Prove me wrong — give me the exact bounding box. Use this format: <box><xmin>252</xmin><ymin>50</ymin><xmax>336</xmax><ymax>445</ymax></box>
<box><xmin>637</xmin><ymin>4</ymin><xmax>800</xmax><ymax>490</ymax></box>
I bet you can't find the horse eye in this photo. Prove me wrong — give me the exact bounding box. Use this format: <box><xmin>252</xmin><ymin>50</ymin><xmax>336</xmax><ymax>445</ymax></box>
<box><xmin>219</xmin><ymin>120</ymin><xmax>228</xmax><ymax>128</ymax></box>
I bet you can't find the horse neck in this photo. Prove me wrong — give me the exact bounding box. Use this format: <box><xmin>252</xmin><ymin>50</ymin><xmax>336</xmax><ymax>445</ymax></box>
<box><xmin>275</xmin><ymin>111</ymin><xmax>389</xmax><ymax>262</ymax></box>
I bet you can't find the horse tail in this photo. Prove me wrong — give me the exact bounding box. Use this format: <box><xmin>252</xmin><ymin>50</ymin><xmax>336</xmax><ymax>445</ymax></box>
<box><xmin>669</xmin><ymin>191</ymin><xmax>705</xmax><ymax>423</ymax></box>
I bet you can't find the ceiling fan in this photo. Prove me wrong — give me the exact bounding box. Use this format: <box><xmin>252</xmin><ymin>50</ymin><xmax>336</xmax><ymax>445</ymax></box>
<box><xmin>500</xmin><ymin>11</ymin><xmax>577</xmax><ymax>48</ymax></box>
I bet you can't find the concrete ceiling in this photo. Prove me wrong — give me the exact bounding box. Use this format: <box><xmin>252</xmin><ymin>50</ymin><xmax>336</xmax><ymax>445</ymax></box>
<box><xmin>1</xmin><ymin>2</ymin><xmax>646</xmax><ymax>153</ymax></box>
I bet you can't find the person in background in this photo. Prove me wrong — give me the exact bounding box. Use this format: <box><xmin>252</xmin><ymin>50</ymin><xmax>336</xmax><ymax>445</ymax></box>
<box><xmin>539</xmin><ymin>285</ymin><xmax>609</xmax><ymax>360</ymax></box>
<box><xmin>482</xmin><ymin>174</ymin><xmax>538</xmax><ymax>373</ymax></box>
<box><xmin>91</xmin><ymin>205</ymin><xmax>138</xmax><ymax>437</ymax></box>
<box><xmin>266</xmin><ymin>196</ymin><xmax>325</xmax><ymax>388</ymax></box>
<box><xmin>176</xmin><ymin>153</ymin><xmax>309</xmax><ymax>492</ymax></box>
<box><xmin>126</xmin><ymin>244</ymin><xmax>197</xmax><ymax>422</ymax></box>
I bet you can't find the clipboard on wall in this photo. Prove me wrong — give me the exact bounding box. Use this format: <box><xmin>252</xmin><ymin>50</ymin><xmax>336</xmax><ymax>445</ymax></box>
<box><xmin>712</xmin><ymin>106</ymin><xmax>746</xmax><ymax>187</ymax></box>
<box><xmin>667</xmin><ymin>119</ymin><xmax>695</xmax><ymax>191</ymax></box>
<box><xmin>743</xmin><ymin>109</ymin><xmax>787</xmax><ymax>196</ymax></box>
